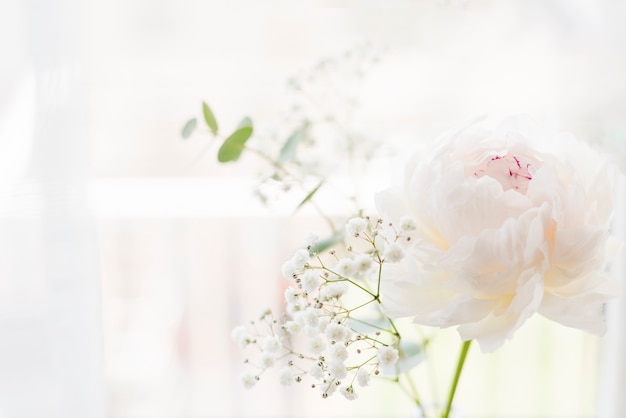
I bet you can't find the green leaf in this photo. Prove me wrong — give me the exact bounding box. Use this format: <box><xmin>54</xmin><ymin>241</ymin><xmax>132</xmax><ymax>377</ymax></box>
<box><xmin>295</xmin><ymin>181</ymin><xmax>323</xmax><ymax>211</ymax></box>
<box><xmin>278</xmin><ymin>123</ymin><xmax>307</xmax><ymax>164</ymax></box>
<box><xmin>237</xmin><ymin>116</ymin><xmax>253</xmax><ymax>129</ymax></box>
<box><xmin>181</xmin><ymin>118</ymin><xmax>197</xmax><ymax>139</ymax></box>
<box><xmin>217</xmin><ymin>120</ymin><xmax>253</xmax><ymax>162</ymax></box>
<box><xmin>202</xmin><ymin>102</ymin><xmax>218</xmax><ymax>135</ymax></box>
<box><xmin>311</xmin><ymin>230</ymin><xmax>343</xmax><ymax>254</ymax></box>
<box><xmin>395</xmin><ymin>340</ymin><xmax>425</xmax><ymax>374</ymax></box>
<box><xmin>347</xmin><ymin>316</ymin><xmax>389</xmax><ymax>335</ymax></box>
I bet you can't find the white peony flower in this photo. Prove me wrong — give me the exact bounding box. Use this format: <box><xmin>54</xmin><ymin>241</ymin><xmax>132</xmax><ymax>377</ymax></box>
<box><xmin>376</xmin><ymin>115</ymin><xmax>620</xmax><ymax>353</ymax></box>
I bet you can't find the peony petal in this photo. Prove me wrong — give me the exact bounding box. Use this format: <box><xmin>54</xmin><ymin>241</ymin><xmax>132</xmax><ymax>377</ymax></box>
<box><xmin>538</xmin><ymin>286</ymin><xmax>620</xmax><ymax>335</ymax></box>
<box><xmin>457</xmin><ymin>272</ymin><xmax>544</xmax><ymax>353</ymax></box>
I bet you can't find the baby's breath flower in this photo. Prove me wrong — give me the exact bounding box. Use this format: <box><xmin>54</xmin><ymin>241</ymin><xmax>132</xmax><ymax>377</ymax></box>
<box><xmin>291</xmin><ymin>249</ymin><xmax>310</xmax><ymax>269</ymax></box>
<box><xmin>340</xmin><ymin>386</ymin><xmax>358</xmax><ymax>400</ymax></box>
<box><xmin>356</xmin><ymin>367</ymin><xmax>370</xmax><ymax>387</ymax></box>
<box><xmin>301</xmin><ymin>270</ymin><xmax>323</xmax><ymax>293</ymax></box>
<box><xmin>259</xmin><ymin>352</ymin><xmax>276</xmax><ymax>368</ymax></box>
<box><xmin>320</xmin><ymin>282</ymin><xmax>349</xmax><ymax>300</ymax></box>
<box><xmin>321</xmin><ymin>381</ymin><xmax>337</xmax><ymax>398</ymax></box>
<box><xmin>353</xmin><ymin>253</ymin><xmax>375</xmax><ymax>275</ymax></box>
<box><xmin>281</xmin><ymin>260</ymin><xmax>298</xmax><ymax>280</ymax></box>
<box><xmin>383</xmin><ymin>242</ymin><xmax>405</xmax><ymax>263</ymax></box>
<box><xmin>346</xmin><ymin>217</ymin><xmax>368</xmax><ymax>236</ymax></box>
<box><xmin>327</xmin><ymin>360</ymin><xmax>347</xmax><ymax>380</ymax></box>
<box><xmin>241</xmin><ymin>372</ymin><xmax>258</xmax><ymax>389</ymax></box>
<box><xmin>262</xmin><ymin>335</ymin><xmax>282</xmax><ymax>354</ymax></box>
<box><xmin>309</xmin><ymin>363</ymin><xmax>325</xmax><ymax>379</ymax></box>
<box><xmin>335</xmin><ymin>258</ymin><xmax>355</xmax><ymax>277</ymax></box>
<box><xmin>231</xmin><ymin>326</ymin><xmax>251</xmax><ymax>348</ymax></box>
<box><xmin>308</xmin><ymin>335</ymin><xmax>327</xmax><ymax>354</ymax></box>
<box><xmin>377</xmin><ymin>346</ymin><xmax>399</xmax><ymax>367</ymax></box>
<box><xmin>398</xmin><ymin>216</ymin><xmax>417</xmax><ymax>231</ymax></box>
<box><xmin>279</xmin><ymin>367</ymin><xmax>294</xmax><ymax>386</ymax></box>
<box><xmin>284</xmin><ymin>320</ymin><xmax>303</xmax><ymax>336</ymax></box>
<box><xmin>284</xmin><ymin>287</ymin><xmax>298</xmax><ymax>305</ymax></box>
<box><xmin>301</xmin><ymin>307</ymin><xmax>320</xmax><ymax>328</ymax></box>
<box><xmin>303</xmin><ymin>232</ymin><xmax>319</xmax><ymax>248</ymax></box>
<box><xmin>329</xmin><ymin>344</ymin><xmax>349</xmax><ymax>362</ymax></box>
<box><xmin>325</xmin><ymin>323</ymin><xmax>349</xmax><ymax>343</ymax></box>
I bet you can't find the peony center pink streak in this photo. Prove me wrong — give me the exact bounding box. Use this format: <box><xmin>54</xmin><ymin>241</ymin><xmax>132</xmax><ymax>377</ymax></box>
<box><xmin>472</xmin><ymin>153</ymin><xmax>537</xmax><ymax>194</ymax></box>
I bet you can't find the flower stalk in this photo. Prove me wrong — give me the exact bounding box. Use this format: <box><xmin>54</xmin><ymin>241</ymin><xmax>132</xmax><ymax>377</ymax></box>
<box><xmin>442</xmin><ymin>340</ymin><xmax>472</xmax><ymax>418</ymax></box>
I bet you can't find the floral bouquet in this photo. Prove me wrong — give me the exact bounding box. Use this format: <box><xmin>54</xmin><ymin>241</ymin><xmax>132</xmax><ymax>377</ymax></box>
<box><xmin>183</xmin><ymin>53</ymin><xmax>620</xmax><ymax>416</ymax></box>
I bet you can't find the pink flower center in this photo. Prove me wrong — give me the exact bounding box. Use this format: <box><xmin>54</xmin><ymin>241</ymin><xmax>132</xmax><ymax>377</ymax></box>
<box><xmin>472</xmin><ymin>153</ymin><xmax>537</xmax><ymax>194</ymax></box>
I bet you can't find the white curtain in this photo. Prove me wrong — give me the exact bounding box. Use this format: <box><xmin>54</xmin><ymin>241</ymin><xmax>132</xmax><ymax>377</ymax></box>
<box><xmin>0</xmin><ymin>1</ymin><xmax>106</xmax><ymax>417</ymax></box>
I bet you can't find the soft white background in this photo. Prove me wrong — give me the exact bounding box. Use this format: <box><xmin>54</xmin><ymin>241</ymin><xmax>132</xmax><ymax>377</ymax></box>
<box><xmin>1</xmin><ymin>1</ymin><xmax>625</xmax><ymax>417</ymax></box>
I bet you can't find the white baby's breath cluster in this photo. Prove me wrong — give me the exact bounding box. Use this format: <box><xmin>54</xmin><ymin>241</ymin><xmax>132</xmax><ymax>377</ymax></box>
<box><xmin>231</xmin><ymin>215</ymin><xmax>418</xmax><ymax>400</ymax></box>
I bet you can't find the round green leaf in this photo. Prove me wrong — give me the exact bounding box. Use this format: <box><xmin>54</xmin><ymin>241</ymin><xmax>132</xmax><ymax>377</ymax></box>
<box><xmin>202</xmin><ymin>102</ymin><xmax>218</xmax><ymax>135</ymax></box>
<box><xmin>181</xmin><ymin>118</ymin><xmax>197</xmax><ymax>139</ymax></box>
<box><xmin>217</xmin><ymin>125</ymin><xmax>253</xmax><ymax>162</ymax></box>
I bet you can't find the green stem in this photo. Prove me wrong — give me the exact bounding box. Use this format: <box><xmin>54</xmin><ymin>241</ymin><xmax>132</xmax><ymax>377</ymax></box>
<box><xmin>442</xmin><ymin>340</ymin><xmax>472</xmax><ymax>418</ymax></box>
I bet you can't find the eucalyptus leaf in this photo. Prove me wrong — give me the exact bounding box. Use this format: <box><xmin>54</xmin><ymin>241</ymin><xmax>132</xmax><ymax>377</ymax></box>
<box><xmin>347</xmin><ymin>316</ymin><xmax>389</xmax><ymax>335</ymax></box>
<box><xmin>202</xmin><ymin>102</ymin><xmax>218</xmax><ymax>135</ymax></box>
<box><xmin>278</xmin><ymin>123</ymin><xmax>307</xmax><ymax>164</ymax></box>
<box><xmin>181</xmin><ymin>118</ymin><xmax>197</xmax><ymax>139</ymax></box>
<box><xmin>295</xmin><ymin>181</ymin><xmax>323</xmax><ymax>211</ymax></box>
<box><xmin>311</xmin><ymin>230</ymin><xmax>344</xmax><ymax>254</ymax></box>
<box><xmin>217</xmin><ymin>123</ymin><xmax>253</xmax><ymax>163</ymax></box>
<box><xmin>395</xmin><ymin>341</ymin><xmax>425</xmax><ymax>374</ymax></box>
<box><xmin>237</xmin><ymin>116</ymin><xmax>253</xmax><ymax>129</ymax></box>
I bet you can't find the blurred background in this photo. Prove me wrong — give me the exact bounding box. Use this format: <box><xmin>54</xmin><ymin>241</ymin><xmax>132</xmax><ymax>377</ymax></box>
<box><xmin>1</xmin><ymin>1</ymin><xmax>626</xmax><ymax>417</ymax></box>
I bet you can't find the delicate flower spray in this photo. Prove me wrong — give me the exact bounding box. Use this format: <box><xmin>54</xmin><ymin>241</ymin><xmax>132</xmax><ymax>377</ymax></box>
<box><xmin>232</xmin><ymin>216</ymin><xmax>421</xmax><ymax>403</ymax></box>
<box><xmin>183</xmin><ymin>58</ymin><xmax>620</xmax><ymax>416</ymax></box>
<box><xmin>227</xmin><ymin>115</ymin><xmax>621</xmax><ymax>417</ymax></box>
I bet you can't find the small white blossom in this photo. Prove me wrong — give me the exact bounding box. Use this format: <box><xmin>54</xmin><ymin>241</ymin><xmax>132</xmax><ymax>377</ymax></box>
<box><xmin>281</xmin><ymin>260</ymin><xmax>298</xmax><ymax>280</ymax></box>
<box><xmin>356</xmin><ymin>367</ymin><xmax>370</xmax><ymax>387</ymax></box>
<box><xmin>346</xmin><ymin>217</ymin><xmax>368</xmax><ymax>236</ymax></box>
<box><xmin>317</xmin><ymin>316</ymin><xmax>330</xmax><ymax>334</ymax></box>
<box><xmin>325</xmin><ymin>323</ymin><xmax>349</xmax><ymax>343</ymax></box>
<box><xmin>259</xmin><ymin>352</ymin><xmax>276</xmax><ymax>368</ymax></box>
<box><xmin>303</xmin><ymin>232</ymin><xmax>319</xmax><ymax>248</ymax></box>
<box><xmin>291</xmin><ymin>249</ymin><xmax>310</xmax><ymax>269</ymax></box>
<box><xmin>308</xmin><ymin>335</ymin><xmax>327</xmax><ymax>354</ymax></box>
<box><xmin>340</xmin><ymin>386</ymin><xmax>358</xmax><ymax>400</ymax></box>
<box><xmin>241</xmin><ymin>372</ymin><xmax>258</xmax><ymax>389</ymax></box>
<box><xmin>262</xmin><ymin>335</ymin><xmax>282</xmax><ymax>354</ymax></box>
<box><xmin>329</xmin><ymin>344</ymin><xmax>349</xmax><ymax>362</ymax></box>
<box><xmin>377</xmin><ymin>346</ymin><xmax>399</xmax><ymax>367</ymax></box>
<box><xmin>327</xmin><ymin>360</ymin><xmax>347</xmax><ymax>380</ymax></box>
<box><xmin>284</xmin><ymin>287</ymin><xmax>298</xmax><ymax>305</ymax></box>
<box><xmin>320</xmin><ymin>282</ymin><xmax>349</xmax><ymax>300</ymax></box>
<box><xmin>334</xmin><ymin>258</ymin><xmax>355</xmax><ymax>277</ymax></box>
<box><xmin>301</xmin><ymin>307</ymin><xmax>320</xmax><ymax>329</ymax></box>
<box><xmin>279</xmin><ymin>367</ymin><xmax>294</xmax><ymax>386</ymax></box>
<box><xmin>309</xmin><ymin>363</ymin><xmax>325</xmax><ymax>379</ymax></box>
<box><xmin>321</xmin><ymin>381</ymin><xmax>337</xmax><ymax>398</ymax></box>
<box><xmin>399</xmin><ymin>216</ymin><xmax>417</xmax><ymax>231</ymax></box>
<box><xmin>353</xmin><ymin>253</ymin><xmax>375</xmax><ymax>275</ymax></box>
<box><xmin>284</xmin><ymin>320</ymin><xmax>303</xmax><ymax>336</ymax></box>
<box><xmin>301</xmin><ymin>270</ymin><xmax>323</xmax><ymax>293</ymax></box>
<box><xmin>383</xmin><ymin>242</ymin><xmax>405</xmax><ymax>263</ymax></box>
<box><xmin>231</xmin><ymin>326</ymin><xmax>250</xmax><ymax>348</ymax></box>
